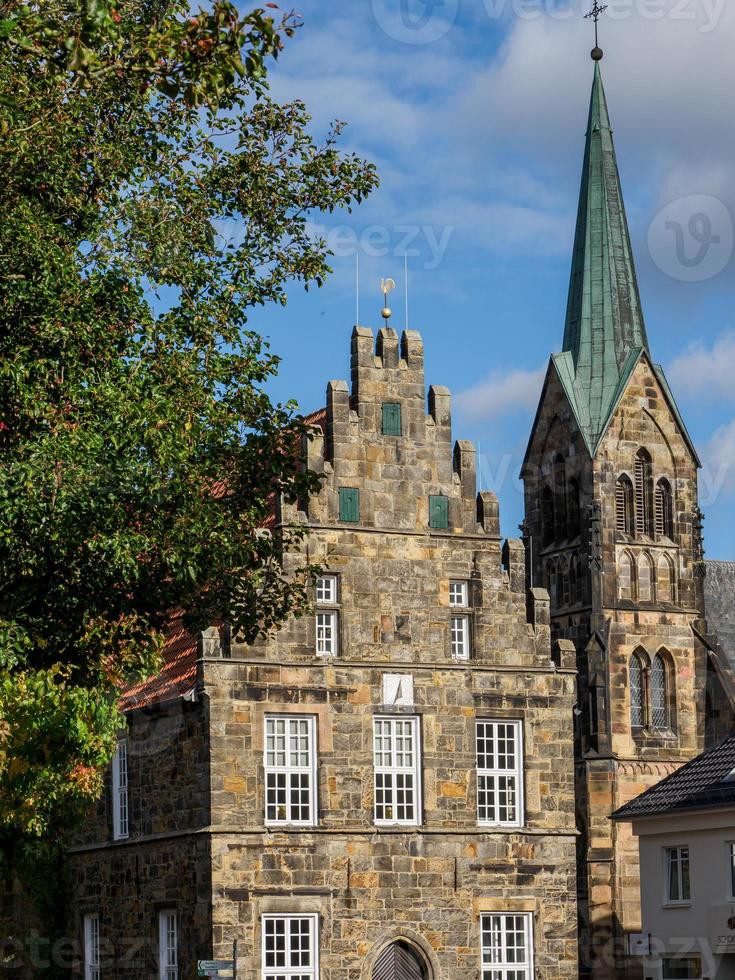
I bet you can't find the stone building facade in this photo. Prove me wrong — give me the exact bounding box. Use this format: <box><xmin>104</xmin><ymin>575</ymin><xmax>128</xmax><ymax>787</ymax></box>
<box><xmin>63</xmin><ymin>325</ymin><xmax>579</xmax><ymax>979</ymax></box>
<box><xmin>522</xmin><ymin>57</ymin><xmax>735</xmax><ymax>980</ymax></box>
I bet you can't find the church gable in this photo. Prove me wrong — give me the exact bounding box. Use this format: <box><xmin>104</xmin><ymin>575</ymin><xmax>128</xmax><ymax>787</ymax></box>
<box><xmin>597</xmin><ymin>353</ymin><xmax>698</xmax><ymax>477</ymax></box>
<box><xmin>522</xmin><ymin>357</ymin><xmax>588</xmax><ymax>476</ymax></box>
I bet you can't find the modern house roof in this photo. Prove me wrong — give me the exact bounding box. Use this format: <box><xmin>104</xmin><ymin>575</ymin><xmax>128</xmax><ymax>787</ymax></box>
<box><xmin>612</xmin><ymin>732</ymin><xmax>735</xmax><ymax>821</ymax></box>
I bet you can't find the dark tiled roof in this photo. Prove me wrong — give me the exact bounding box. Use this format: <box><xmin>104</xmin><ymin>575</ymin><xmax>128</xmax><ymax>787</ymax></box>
<box><xmin>612</xmin><ymin>732</ymin><xmax>735</xmax><ymax>820</ymax></box>
<box><xmin>706</xmin><ymin>560</ymin><xmax>735</xmax><ymax>668</ymax></box>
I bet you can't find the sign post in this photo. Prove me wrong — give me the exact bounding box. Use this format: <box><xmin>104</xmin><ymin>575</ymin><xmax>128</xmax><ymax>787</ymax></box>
<box><xmin>197</xmin><ymin>960</ymin><xmax>235</xmax><ymax>978</ymax></box>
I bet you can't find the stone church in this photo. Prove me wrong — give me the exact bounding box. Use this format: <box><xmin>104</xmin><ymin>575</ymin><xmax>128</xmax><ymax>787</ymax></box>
<box><xmin>7</xmin><ymin>51</ymin><xmax>735</xmax><ymax>980</ymax></box>
<box><xmin>522</xmin><ymin>57</ymin><xmax>735</xmax><ymax>979</ymax></box>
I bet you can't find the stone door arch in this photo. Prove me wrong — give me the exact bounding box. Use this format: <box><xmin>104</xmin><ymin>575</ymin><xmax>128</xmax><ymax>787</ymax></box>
<box><xmin>372</xmin><ymin>940</ymin><xmax>429</xmax><ymax>980</ymax></box>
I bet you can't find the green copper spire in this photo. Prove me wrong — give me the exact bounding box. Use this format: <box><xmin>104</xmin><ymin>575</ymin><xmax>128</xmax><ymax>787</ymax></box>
<box><xmin>559</xmin><ymin>60</ymin><xmax>649</xmax><ymax>451</ymax></box>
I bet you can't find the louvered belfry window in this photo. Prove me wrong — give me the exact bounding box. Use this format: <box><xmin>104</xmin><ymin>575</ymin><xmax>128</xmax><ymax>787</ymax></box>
<box><xmin>541</xmin><ymin>486</ymin><xmax>554</xmax><ymax>546</ymax></box>
<box><xmin>567</xmin><ymin>479</ymin><xmax>581</xmax><ymax>539</ymax></box>
<box><xmin>616</xmin><ymin>476</ymin><xmax>634</xmax><ymax>535</ymax></box>
<box><xmin>655</xmin><ymin>479</ymin><xmax>675</xmax><ymax>539</ymax></box>
<box><xmin>553</xmin><ymin>456</ymin><xmax>567</xmax><ymax>541</ymax></box>
<box><xmin>634</xmin><ymin>450</ymin><xmax>654</xmax><ymax>537</ymax></box>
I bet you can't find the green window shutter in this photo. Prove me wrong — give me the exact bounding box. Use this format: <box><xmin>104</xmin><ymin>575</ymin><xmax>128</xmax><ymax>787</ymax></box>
<box><xmin>382</xmin><ymin>402</ymin><xmax>402</xmax><ymax>436</ymax></box>
<box><xmin>339</xmin><ymin>487</ymin><xmax>360</xmax><ymax>523</ymax></box>
<box><xmin>429</xmin><ymin>495</ymin><xmax>449</xmax><ymax>529</ymax></box>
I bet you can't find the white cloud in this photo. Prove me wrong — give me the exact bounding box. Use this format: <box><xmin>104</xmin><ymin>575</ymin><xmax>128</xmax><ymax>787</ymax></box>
<box><xmin>702</xmin><ymin>418</ymin><xmax>735</xmax><ymax>502</ymax></box>
<box><xmin>455</xmin><ymin>365</ymin><xmax>545</xmax><ymax>421</ymax></box>
<box><xmin>667</xmin><ymin>332</ymin><xmax>735</xmax><ymax>401</ymax></box>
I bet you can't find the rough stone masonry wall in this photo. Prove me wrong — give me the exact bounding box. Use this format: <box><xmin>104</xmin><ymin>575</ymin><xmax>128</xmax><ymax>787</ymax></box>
<box><xmin>63</xmin><ymin>699</ymin><xmax>214</xmax><ymax>978</ymax></box>
<box><xmin>523</xmin><ymin>352</ymin><xmax>712</xmax><ymax>980</ymax></box>
<box><xmin>201</xmin><ymin>326</ymin><xmax>579</xmax><ymax>978</ymax></box>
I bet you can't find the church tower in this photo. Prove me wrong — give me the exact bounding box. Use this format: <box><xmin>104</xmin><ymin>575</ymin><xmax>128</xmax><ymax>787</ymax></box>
<box><xmin>522</xmin><ymin>52</ymin><xmax>726</xmax><ymax>977</ymax></box>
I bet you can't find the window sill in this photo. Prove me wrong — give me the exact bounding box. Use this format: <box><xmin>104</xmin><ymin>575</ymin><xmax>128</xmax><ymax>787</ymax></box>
<box><xmin>663</xmin><ymin>901</ymin><xmax>692</xmax><ymax>909</ymax></box>
<box><xmin>265</xmin><ymin>822</ymin><xmax>317</xmax><ymax>830</ymax></box>
<box><xmin>477</xmin><ymin>821</ymin><xmax>524</xmax><ymax>831</ymax></box>
<box><xmin>373</xmin><ymin>821</ymin><xmax>422</xmax><ymax>829</ymax></box>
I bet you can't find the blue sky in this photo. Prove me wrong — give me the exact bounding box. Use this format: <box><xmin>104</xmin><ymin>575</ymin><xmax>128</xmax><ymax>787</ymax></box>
<box><xmin>252</xmin><ymin>0</ymin><xmax>735</xmax><ymax>559</ymax></box>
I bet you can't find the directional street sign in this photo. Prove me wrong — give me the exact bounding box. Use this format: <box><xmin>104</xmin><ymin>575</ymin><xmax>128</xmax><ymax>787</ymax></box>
<box><xmin>197</xmin><ymin>960</ymin><xmax>234</xmax><ymax>977</ymax></box>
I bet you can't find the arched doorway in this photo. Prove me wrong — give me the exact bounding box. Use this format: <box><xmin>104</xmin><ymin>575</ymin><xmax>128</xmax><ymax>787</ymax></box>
<box><xmin>372</xmin><ymin>940</ymin><xmax>429</xmax><ymax>980</ymax></box>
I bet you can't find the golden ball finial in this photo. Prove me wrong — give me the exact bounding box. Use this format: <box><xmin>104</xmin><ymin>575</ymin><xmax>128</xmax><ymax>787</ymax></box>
<box><xmin>381</xmin><ymin>307</ymin><xmax>392</xmax><ymax>321</ymax></box>
<box><xmin>591</xmin><ymin>45</ymin><xmax>604</xmax><ymax>61</ymax></box>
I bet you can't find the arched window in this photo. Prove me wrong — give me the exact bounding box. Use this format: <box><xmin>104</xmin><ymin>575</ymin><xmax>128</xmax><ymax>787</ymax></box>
<box><xmin>541</xmin><ymin>486</ymin><xmax>554</xmax><ymax>547</ymax></box>
<box><xmin>618</xmin><ymin>551</ymin><xmax>634</xmax><ymax>601</ymax></box>
<box><xmin>569</xmin><ymin>555</ymin><xmax>578</xmax><ymax>606</ymax></box>
<box><xmin>651</xmin><ymin>654</ymin><xmax>671</xmax><ymax>730</ymax></box>
<box><xmin>657</xmin><ymin>554</ymin><xmax>675</xmax><ymax>603</ymax></box>
<box><xmin>554</xmin><ymin>455</ymin><xmax>567</xmax><ymax>542</ymax></box>
<box><xmin>560</xmin><ymin>557</ymin><xmax>570</xmax><ymax>607</ymax></box>
<box><xmin>635</xmin><ymin>449</ymin><xmax>654</xmax><ymax>537</ymax></box>
<box><xmin>629</xmin><ymin>654</ymin><xmax>645</xmax><ymax>729</ymax></box>
<box><xmin>616</xmin><ymin>475</ymin><xmax>635</xmax><ymax>536</ymax></box>
<box><xmin>655</xmin><ymin>478</ymin><xmax>675</xmax><ymax>539</ymax></box>
<box><xmin>567</xmin><ymin>478</ymin><xmax>581</xmax><ymax>540</ymax></box>
<box><xmin>546</xmin><ymin>559</ymin><xmax>558</xmax><ymax>605</ymax></box>
<box><xmin>638</xmin><ymin>553</ymin><xmax>654</xmax><ymax>602</ymax></box>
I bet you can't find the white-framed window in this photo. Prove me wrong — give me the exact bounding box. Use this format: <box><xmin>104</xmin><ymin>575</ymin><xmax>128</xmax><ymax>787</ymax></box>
<box><xmin>262</xmin><ymin>914</ymin><xmax>318</xmax><ymax>980</ymax></box>
<box><xmin>83</xmin><ymin>914</ymin><xmax>101</xmax><ymax>980</ymax></box>
<box><xmin>451</xmin><ymin>614</ymin><xmax>470</xmax><ymax>660</ymax></box>
<box><xmin>476</xmin><ymin>720</ymin><xmax>524</xmax><ymax>828</ymax></box>
<box><xmin>729</xmin><ymin>842</ymin><xmax>735</xmax><ymax>900</ymax></box>
<box><xmin>665</xmin><ymin>846</ymin><xmax>691</xmax><ymax>904</ymax></box>
<box><xmin>112</xmin><ymin>738</ymin><xmax>129</xmax><ymax>840</ymax></box>
<box><xmin>449</xmin><ymin>580</ymin><xmax>469</xmax><ymax>607</ymax></box>
<box><xmin>316</xmin><ymin>610</ymin><xmax>338</xmax><ymax>656</ymax></box>
<box><xmin>316</xmin><ymin>574</ymin><xmax>338</xmax><ymax>605</ymax></box>
<box><xmin>662</xmin><ymin>956</ymin><xmax>702</xmax><ymax>979</ymax></box>
<box><xmin>264</xmin><ymin>716</ymin><xmax>317</xmax><ymax>826</ymax></box>
<box><xmin>481</xmin><ymin>912</ymin><xmax>534</xmax><ymax>980</ymax></box>
<box><xmin>373</xmin><ymin>716</ymin><xmax>421</xmax><ymax>826</ymax></box>
<box><xmin>158</xmin><ymin>910</ymin><xmax>178</xmax><ymax>980</ymax></box>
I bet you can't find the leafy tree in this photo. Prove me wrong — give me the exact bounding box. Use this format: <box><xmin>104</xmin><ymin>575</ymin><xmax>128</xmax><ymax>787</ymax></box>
<box><xmin>0</xmin><ymin>0</ymin><xmax>377</xmax><ymax>867</ymax></box>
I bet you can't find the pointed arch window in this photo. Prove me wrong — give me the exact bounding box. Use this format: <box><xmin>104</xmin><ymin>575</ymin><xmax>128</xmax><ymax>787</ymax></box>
<box><xmin>541</xmin><ymin>487</ymin><xmax>554</xmax><ymax>547</ymax></box>
<box><xmin>618</xmin><ymin>551</ymin><xmax>634</xmax><ymax>601</ymax></box>
<box><xmin>553</xmin><ymin>455</ymin><xmax>567</xmax><ymax>542</ymax></box>
<box><xmin>567</xmin><ymin>479</ymin><xmax>581</xmax><ymax>540</ymax></box>
<box><xmin>546</xmin><ymin>559</ymin><xmax>558</xmax><ymax>606</ymax></box>
<box><xmin>655</xmin><ymin>479</ymin><xmax>675</xmax><ymax>540</ymax></box>
<box><xmin>629</xmin><ymin>654</ymin><xmax>645</xmax><ymax>730</ymax></box>
<box><xmin>560</xmin><ymin>557</ymin><xmax>570</xmax><ymax>607</ymax></box>
<box><xmin>569</xmin><ymin>556</ymin><xmax>578</xmax><ymax>607</ymax></box>
<box><xmin>616</xmin><ymin>475</ymin><xmax>635</xmax><ymax>536</ymax></box>
<box><xmin>635</xmin><ymin>449</ymin><xmax>654</xmax><ymax>537</ymax></box>
<box><xmin>657</xmin><ymin>554</ymin><xmax>675</xmax><ymax>603</ymax></box>
<box><xmin>638</xmin><ymin>552</ymin><xmax>654</xmax><ymax>602</ymax></box>
<box><xmin>651</xmin><ymin>654</ymin><xmax>670</xmax><ymax>730</ymax></box>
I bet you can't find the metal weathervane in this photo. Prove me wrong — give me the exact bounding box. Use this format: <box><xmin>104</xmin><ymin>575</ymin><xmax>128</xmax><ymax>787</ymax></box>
<box><xmin>585</xmin><ymin>0</ymin><xmax>607</xmax><ymax>59</ymax></box>
<box><xmin>380</xmin><ymin>277</ymin><xmax>396</xmax><ymax>322</ymax></box>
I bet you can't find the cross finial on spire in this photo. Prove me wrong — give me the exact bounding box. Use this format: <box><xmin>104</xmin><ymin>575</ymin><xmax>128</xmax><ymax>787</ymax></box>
<box><xmin>585</xmin><ymin>0</ymin><xmax>607</xmax><ymax>60</ymax></box>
